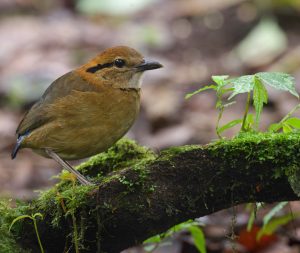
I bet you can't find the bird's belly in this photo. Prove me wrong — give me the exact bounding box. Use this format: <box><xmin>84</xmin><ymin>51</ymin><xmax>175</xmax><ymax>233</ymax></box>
<box><xmin>25</xmin><ymin>90</ymin><xmax>140</xmax><ymax>160</ymax></box>
<box><xmin>56</xmin><ymin>117</ymin><xmax>135</xmax><ymax>159</ymax></box>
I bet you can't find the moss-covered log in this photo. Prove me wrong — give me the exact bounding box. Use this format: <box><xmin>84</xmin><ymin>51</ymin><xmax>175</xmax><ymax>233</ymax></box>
<box><xmin>2</xmin><ymin>133</ymin><xmax>300</xmax><ymax>253</ymax></box>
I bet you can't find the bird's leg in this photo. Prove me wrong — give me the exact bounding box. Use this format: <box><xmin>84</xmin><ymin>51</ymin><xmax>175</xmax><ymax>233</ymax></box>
<box><xmin>45</xmin><ymin>149</ymin><xmax>93</xmax><ymax>186</ymax></box>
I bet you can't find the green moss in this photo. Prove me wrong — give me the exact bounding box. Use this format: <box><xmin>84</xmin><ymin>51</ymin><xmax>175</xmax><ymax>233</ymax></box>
<box><xmin>2</xmin><ymin>134</ymin><xmax>300</xmax><ymax>251</ymax></box>
<box><xmin>35</xmin><ymin>184</ymin><xmax>95</xmax><ymax>228</ymax></box>
<box><xmin>76</xmin><ymin>138</ymin><xmax>157</xmax><ymax>181</ymax></box>
<box><xmin>209</xmin><ymin>132</ymin><xmax>300</xmax><ymax>162</ymax></box>
<box><xmin>3</xmin><ymin>138</ymin><xmax>156</xmax><ymax>251</ymax></box>
<box><xmin>158</xmin><ymin>145</ymin><xmax>200</xmax><ymax>162</ymax></box>
<box><xmin>0</xmin><ymin>199</ymin><xmax>31</xmax><ymax>253</ymax></box>
<box><xmin>208</xmin><ymin>132</ymin><xmax>300</xmax><ymax>193</ymax></box>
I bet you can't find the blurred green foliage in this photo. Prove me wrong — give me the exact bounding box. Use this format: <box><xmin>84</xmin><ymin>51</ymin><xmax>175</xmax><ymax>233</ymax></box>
<box><xmin>76</xmin><ymin>0</ymin><xmax>158</xmax><ymax>15</ymax></box>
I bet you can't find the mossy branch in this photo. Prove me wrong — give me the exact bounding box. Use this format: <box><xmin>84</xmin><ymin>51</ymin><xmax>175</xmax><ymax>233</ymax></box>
<box><xmin>3</xmin><ymin>134</ymin><xmax>300</xmax><ymax>253</ymax></box>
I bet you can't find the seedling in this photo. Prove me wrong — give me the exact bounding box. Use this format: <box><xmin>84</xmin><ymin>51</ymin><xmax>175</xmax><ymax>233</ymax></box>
<box><xmin>186</xmin><ymin>72</ymin><xmax>299</xmax><ymax>137</ymax></box>
<box><xmin>9</xmin><ymin>213</ymin><xmax>44</xmax><ymax>253</ymax></box>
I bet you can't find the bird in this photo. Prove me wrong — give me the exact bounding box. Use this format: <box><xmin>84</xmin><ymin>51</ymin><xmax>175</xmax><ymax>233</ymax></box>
<box><xmin>11</xmin><ymin>46</ymin><xmax>162</xmax><ymax>185</ymax></box>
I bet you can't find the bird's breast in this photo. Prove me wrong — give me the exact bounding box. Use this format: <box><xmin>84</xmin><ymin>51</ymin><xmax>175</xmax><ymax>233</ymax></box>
<box><xmin>25</xmin><ymin>88</ymin><xmax>140</xmax><ymax>159</ymax></box>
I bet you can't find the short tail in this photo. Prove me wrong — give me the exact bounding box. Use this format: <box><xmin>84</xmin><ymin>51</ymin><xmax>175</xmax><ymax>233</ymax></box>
<box><xmin>11</xmin><ymin>131</ymin><xmax>30</xmax><ymax>159</ymax></box>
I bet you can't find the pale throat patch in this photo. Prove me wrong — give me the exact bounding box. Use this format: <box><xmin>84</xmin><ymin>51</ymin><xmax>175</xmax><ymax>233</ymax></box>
<box><xmin>128</xmin><ymin>72</ymin><xmax>143</xmax><ymax>88</ymax></box>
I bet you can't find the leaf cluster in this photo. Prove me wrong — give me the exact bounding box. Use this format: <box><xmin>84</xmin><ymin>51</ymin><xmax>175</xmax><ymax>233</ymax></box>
<box><xmin>144</xmin><ymin>220</ymin><xmax>206</xmax><ymax>253</ymax></box>
<box><xmin>186</xmin><ymin>72</ymin><xmax>299</xmax><ymax>137</ymax></box>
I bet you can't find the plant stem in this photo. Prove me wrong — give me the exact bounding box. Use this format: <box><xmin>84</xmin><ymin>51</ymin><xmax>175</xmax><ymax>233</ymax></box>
<box><xmin>72</xmin><ymin>211</ymin><xmax>79</xmax><ymax>253</ymax></box>
<box><xmin>279</xmin><ymin>104</ymin><xmax>300</xmax><ymax>125</ymax></box>
<box><xmin>241</xmin><ymin>92</ymin><xmax>251</xmax><ymax>131</ymax></box>
<box><xmin>33</xmin><ymin>219</ymin><xmax>44</xmax><ymax>253</ymax></box>
<box><xmin>216</xmin><ymin>106</ymin><xmax>224</xmax><ymax>139</ymax></box>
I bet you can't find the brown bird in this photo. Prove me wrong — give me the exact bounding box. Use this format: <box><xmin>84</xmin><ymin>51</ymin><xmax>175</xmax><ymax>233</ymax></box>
<box><xmin>12</xmin><ymin>46</ymin><xmax>162</xmax><ymax>185</ymax></box>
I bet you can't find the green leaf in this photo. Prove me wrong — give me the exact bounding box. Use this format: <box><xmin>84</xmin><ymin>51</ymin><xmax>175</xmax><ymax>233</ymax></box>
<box><xmin>253</xmin><ymin>77</ymin><xmax>268</xmax><ymax>128</ymax></box>
<box><xmin>189</xmin><ymin>226</ymin><xmax>206</xmax><ymax>253</ymax></box>
<box><xmin>185</xmin><ymin>85</ymin><xmax>216</xmax><ymax>99</ymax></box>
<box><xmin>77</xmin><ymin>0</ymin><xmax>157</xmax><ymax>15</ymax></box>
<box><xmin>165</xmin><ymin>220</ymin><xmax>196</xmax><ymax>236</ymax></box>
<box><xmin>263</xmin><ymin>202</ymin><xmax>288</xmax><ymax>227</ymax></box>
<box><xmin>256</xmin><ymin>72</ymin><xmax>299</xmax><ymax>98</ymax></box>
<box><xmin>282</xmin><ymin>123</ymin><xmax>293</xmax><ymax>133</ymax></box>
<box><xmin>244</xmin><ymin>113</ymin><xmax>254</xmax><ymax>130</ymax></box>
<box><xmin>285</xmin><ymin>117</ymin><xmax>300</xmax><ymax>128</ymax></box>
<box><xmin>228</xmin><ymin>75</ymin><xmax>254</xmax><ymax>99</ymax></box>
<box><xmin>228</xmin><ymin>72</ymin><xmax>298</xmax><ymax>100</ymax></box>
<box><xmin>268</xmin><ymin>123</ymin><xmax>282</xmax><ymax>132</ymax></box>
<box><xmin>211</xmin><ymin>75</ymin><xmax>229</xmax><ymax>86</ymax></box>
<box><xmin>143</xmin><ymin>234</ymin><xmax>161</xmax><ymax>244</ymax></box>
<box><xmin>257</xmin><ymin>212</ymin><xmax>300</xmax><ymax>240</ymax></box>
<box><xmin>217</xmin><ymin>119</ymin><xmax>243</xmax><ymax>134</ymax></box>
<box><xmin>144</xmin><ymin>244</ymin><xmax>157</xmax><ymax>252</ymax></box>
<box><xmin>9</xmin><ymin>215</ymin><xmax>32</xmax><ymax>232</ymax></box>
<box><xmin>247</xmin><ymin>203</ymin><xmax>262</xmax><ymax>231</ymax></box>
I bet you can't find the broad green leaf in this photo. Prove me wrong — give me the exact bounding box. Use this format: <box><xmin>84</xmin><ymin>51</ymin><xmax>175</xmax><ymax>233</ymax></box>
<box><xmin>285</xmin><ymin>117</ymin><xmax>300</xmax><ymax>128</ymax></box>
<box><xmin>211</xmin><ymin>75</ymin><xmax>229</xmax><ymax>86</ymax></box>
<box><xmin>257</xmin><ymin>212</ymin><xmax>300</xmax><ymax>240</ymax></box>
<box><xmin>228</xmin><ymin>72</ymin><xmax>298</xmax><ymax>100</ymax></box>
<box><xmin>282</xmin><ymin>123</ymin><xmax>293</xmax><ymax>133</ymax></box>
<box><xmin>217</xmin><ymin>119</ymin><xmax>243</xmax><ymax>134</ymax></box>
<box><xmin>263</xmin><ymin>202</ymin><xmax>288</xmax><ymax>227</ymax></box>
<box><xmin>189</xmin><ymin>226</ymin><xmax>206</xmax><ymax>253</ymax></box>
<box><xmin>256</xmin><ymin>72</ymin><xmax>299</xmax><ymax>98</ymax></box>
<box><xmin>228</xmin><ymin>75</ymin><xmax>254</xmax><ymax>99</ymax></box>
<box><xmin>253</xmin><ymin>77</ymin><xmax>268</xmax><ymax>127</ymax></box>
<box><xmin>9</xmin><ymin>215</ymin><xmax>33</xmax><ymax>232</ymax></box>
<box><xmin>268</xmin><ymin>123</ymin><xmax>282</xmax><ymax>132</ymax></box>
<box><xmin>185</xmin><ymin>85</ymin><xmax>216</xmax><ymax>99</ymax></box>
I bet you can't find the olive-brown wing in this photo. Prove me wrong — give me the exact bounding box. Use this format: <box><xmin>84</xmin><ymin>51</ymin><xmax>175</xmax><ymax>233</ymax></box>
<box><xmin>16</xmin><ymin>71</ymin><xmax>100</xmax><ymax>136</ymax></box>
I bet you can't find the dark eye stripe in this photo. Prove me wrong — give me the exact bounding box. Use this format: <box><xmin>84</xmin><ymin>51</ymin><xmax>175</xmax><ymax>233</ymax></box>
<box><xmin>86</xmin><ymin>62</ymin><xmax>114</xmax><ymax>73</ymax></box>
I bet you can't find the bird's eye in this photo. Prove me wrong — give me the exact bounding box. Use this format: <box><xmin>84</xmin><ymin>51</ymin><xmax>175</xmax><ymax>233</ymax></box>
<box><xmin>114</xmin><ymin>59</ymin><xmax>126</xmax><ymax>68</ymax></box>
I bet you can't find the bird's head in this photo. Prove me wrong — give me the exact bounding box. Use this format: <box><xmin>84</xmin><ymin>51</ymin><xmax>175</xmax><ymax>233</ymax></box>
<box><xmin>77</xmin><ymin>46</ymin><xmax>162</xmax><ymax>89</ymax></box>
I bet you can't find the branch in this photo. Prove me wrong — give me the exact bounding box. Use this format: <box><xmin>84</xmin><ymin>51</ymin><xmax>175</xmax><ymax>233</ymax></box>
<box><xmin>12</xmin><ymin>133</ymin><xmax>300</xmax><ymax>253</ymax></box>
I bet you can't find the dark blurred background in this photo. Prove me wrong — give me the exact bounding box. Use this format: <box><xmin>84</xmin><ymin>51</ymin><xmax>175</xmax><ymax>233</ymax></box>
<box><xmin>1</xmin><ymin>0</ymin><xmax>300</xmax><ymax>252</ymax></box>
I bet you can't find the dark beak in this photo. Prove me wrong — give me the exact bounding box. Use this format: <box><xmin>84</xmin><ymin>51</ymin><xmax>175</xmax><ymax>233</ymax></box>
<box><xmin>136</xmin><ymin>60</ymin><xmax>163</xmax><ymax>72</ymax></box>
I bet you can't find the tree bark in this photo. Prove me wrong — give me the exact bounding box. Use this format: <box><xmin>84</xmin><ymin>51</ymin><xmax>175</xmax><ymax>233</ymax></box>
<box><xmin>17</xmin><ymin>133</ymin><xmax>300</xmax><ymax>253</ymax></box>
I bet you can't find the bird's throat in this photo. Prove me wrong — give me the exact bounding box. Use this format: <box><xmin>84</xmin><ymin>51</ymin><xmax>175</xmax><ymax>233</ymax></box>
<box><xmin>128</xmin><ymin>72</ymin><xmax>143</xmax><ymax>88</ymax></box>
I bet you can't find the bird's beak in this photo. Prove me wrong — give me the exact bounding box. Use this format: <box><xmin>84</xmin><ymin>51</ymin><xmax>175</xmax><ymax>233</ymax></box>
<box><xmin>136</xmin><ymin>60</ymin><xmax>163</xmax><ymax>72</ymax></box>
